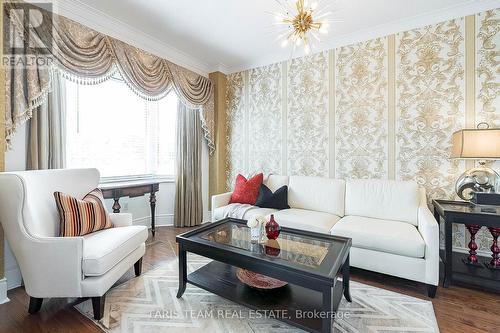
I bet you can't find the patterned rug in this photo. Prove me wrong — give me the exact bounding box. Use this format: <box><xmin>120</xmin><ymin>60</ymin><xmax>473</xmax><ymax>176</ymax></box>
<box><xmin>75</xmin><ymin>255</ymin><xmax>439</xmax><ymax>332</ymax></box>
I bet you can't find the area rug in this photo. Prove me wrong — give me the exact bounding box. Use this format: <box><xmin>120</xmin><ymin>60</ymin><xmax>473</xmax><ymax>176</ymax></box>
<box><xmin>76</xmin><ymin>254</ymin><xmax>439</xmax><ymax>332</ymax></box>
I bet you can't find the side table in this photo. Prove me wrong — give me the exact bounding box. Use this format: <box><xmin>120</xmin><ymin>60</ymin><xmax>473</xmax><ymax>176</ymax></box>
<box><xmin>433</xmin><ymin>199</ymin><xmax>500</xmax><ymax>292</ymax></box>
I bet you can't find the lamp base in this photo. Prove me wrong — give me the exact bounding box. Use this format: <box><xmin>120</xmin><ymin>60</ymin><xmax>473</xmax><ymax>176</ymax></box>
<box><xmin>455</xmin><ymin>164</ymin><xmax>500</xmax><ymax>201</ymax></box>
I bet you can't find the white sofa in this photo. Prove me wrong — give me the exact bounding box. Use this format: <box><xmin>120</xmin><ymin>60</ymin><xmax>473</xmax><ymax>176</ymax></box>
<box><xmin>212</xmin><ymin>175</ymin><xmax>439</xmax><ymax>297</ymax></box>
<box><xmin>0</xmin><ymin>169</ymin><xmax>148</xmax><ymax>318</ymax></box>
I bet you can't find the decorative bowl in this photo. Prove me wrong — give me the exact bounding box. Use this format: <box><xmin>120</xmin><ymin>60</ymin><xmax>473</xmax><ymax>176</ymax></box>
<box><xmin>236</xmin><ymin>268</ymin><xmax>288</xmax><ymax>289</ymax></box>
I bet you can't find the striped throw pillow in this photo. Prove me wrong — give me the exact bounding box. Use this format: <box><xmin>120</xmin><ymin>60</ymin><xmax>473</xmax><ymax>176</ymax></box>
<box><xmin>54</xmin><ymin>188</ymin><xmax>113</xmax><ymax>237</ymax></box>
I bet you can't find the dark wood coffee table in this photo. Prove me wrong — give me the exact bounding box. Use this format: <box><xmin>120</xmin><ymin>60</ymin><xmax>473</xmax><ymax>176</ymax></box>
<box><xmin>176</xmin><ymin>218</ymin><xmax>352</xmax><ymax>333</ymax></box>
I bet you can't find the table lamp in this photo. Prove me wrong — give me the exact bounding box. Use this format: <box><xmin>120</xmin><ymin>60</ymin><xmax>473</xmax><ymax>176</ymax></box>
<box><xmin>451</xmin><ymin>123</ymin><xmax>500</xmax><ymax>201</ymax></box>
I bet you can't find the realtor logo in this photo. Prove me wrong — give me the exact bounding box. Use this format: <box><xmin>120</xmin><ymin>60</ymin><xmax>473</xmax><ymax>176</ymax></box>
<box><xmin>3</xmin><ymin>1</ymin><xmax>53</xmax><ymax>56</ymax></box>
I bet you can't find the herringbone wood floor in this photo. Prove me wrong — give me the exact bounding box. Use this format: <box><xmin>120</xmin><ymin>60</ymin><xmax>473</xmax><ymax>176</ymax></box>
<box><xmin>0</xmin><ymin>226</ymin><xmax>499</xmax><ymax>333</ymax></box>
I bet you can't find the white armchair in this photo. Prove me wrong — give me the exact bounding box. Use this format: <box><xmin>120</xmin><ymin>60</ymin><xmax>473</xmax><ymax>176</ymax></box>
<box><xmin>0</xmin><ymin>168</ymin><xmax>148</xmax><ymax>319</ymax></box>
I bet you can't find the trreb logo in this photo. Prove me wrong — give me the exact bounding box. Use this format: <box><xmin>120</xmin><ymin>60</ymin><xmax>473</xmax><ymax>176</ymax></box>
<box><xmin>3</xmin><ymin>1</ymin><xmax>53</xmax><ymax>55</ymax></box>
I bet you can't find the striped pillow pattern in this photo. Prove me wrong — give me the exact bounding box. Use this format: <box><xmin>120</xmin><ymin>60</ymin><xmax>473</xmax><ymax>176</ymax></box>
<box><xmin>54</xmin><ymin>188</ymin><xmax>113</xmax><ymax>237</ymax></box>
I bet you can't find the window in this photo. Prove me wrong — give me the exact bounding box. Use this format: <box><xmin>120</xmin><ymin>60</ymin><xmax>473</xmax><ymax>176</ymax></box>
<box><xmin>65</xmin><ymin>75</ymin><xmax>177</xmax><ymax>180</ymax></box>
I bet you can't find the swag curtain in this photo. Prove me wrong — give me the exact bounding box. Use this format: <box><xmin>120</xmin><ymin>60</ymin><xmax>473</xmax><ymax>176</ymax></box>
<box><xmin>4</xmin><ymin>1</ymin><xmax>215</xmax><ymax>152</ymax></box>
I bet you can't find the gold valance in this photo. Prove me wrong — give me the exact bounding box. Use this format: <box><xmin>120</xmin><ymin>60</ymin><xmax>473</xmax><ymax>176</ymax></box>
<box><xmin>4</xmin><ymin>2</ymin><xmax>215</xmax><ymax>153</ymax></box>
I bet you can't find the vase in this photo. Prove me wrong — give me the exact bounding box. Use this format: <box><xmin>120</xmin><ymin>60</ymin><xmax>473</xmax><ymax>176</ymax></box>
<box><xmin>250</xmin><ymin>225</ymin><xmax>261</xmax><ymax>243</ymax></box>
<box><xmin>265</xmin><ymin>214</ymin><xmax>281</xmax><ymax>240</ymax></box>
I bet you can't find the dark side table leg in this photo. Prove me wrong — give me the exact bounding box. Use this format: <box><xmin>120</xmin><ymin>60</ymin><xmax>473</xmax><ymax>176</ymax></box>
<box><xmin>343</xmin><ymin>254</ymin><xmax>352</xmax><ymax>302</ymax></box>
<box><xmin>150</xmin><ymin>192</ymin><xmax>156</xmax><ymax>237</ymax></box>
<box><xmin>443</xmin><ymin>219</ymin><xmax>453</xmax><ymax>288</ymax></box>
<box><xmin>177</xmin><ymin>245</ymin><xmax>187</xmax><ymax>298</ymax></box>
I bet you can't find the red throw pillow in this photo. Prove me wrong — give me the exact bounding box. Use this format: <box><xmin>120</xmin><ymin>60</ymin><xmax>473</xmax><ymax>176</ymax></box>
<box><xmin>229</xmin><ymin>173</ymin><xmax>264</xmax><ymax>205</ymax></box>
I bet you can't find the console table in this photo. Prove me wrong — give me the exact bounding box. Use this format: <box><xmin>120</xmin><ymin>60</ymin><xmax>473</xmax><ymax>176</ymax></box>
<box><xmin>433</xmin><ymin>199</ymin><xmax>500</xmax><ymax>292</ymax></box>
<box><xmin>100</xmin><ymin>180</ymin><xmax>160</xmax><ymax>236</ymax></box>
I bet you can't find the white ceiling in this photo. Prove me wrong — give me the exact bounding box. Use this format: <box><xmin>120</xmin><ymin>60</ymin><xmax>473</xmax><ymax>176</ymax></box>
<box><xmin>55</xmin><ymin>0</ymin><xmax>499</xmax><ymax>75</ymax></box>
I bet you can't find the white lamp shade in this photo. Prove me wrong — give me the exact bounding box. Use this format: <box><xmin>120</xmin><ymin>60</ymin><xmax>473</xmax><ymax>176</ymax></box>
<box><xmin>451</xmin><ymin>128</ymin><xmax>500</xmax><ymax>159</ymax></box>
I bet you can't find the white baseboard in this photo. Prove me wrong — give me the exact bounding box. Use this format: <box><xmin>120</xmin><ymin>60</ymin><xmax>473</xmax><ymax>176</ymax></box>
<box><xmin>5</xmin><ymin>267</ymin><xmax>22</xmax><ymax>290</ymax></box>
<box><xmin>133</xmin><ymin>211</ymin><xmax>212</xmax><ymax>228</ymax></box>
<box><xmin>0</xmin><ymin>278</ymin><xmax>9</xmax><ymax>304</ymax></box>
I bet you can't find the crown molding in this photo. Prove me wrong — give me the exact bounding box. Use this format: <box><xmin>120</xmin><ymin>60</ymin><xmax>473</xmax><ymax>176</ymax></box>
<box><xmin>226</xmin><ymin>0</ymin><xmax>500</xmax><ymax>73</ymax></box>
<box><xmin>35</xmin><ymin>0</ymin><xmax>213</xmax><ymax>77</ymax></box>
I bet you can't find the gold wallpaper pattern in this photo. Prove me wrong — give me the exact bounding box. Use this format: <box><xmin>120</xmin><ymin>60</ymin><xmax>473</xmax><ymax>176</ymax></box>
<box><xmin>396</xmin><ymin>19</ymin><xmax>465</xmax><ymax>201</ymax></box>
<box><xmin>335</xmin><ymin>38</ymin><xmax>388</xmax><ymax>179</ymax></box>
<box><xmin>476</xmin><ymin>9</ymin><xmax>500</xmax><ymax>127</ymax></box>
<box><xmin>248</xmin><ymin>64</ymin><xmax>282</xmax><ymax>175</ymax></box>
<box><xmin>287</xmin><ymin>52</ymin><xmax>329</xmax><ymax>176</ymax></box>
<box><xmin>225</xmin><ymin>9</ymin><xmax>499</xmax><ymax>252</ymax></box>
<box><xmin>225</xmin><ymin>72</ymin><xmax>245</xmax><ymax>190</ymax></box>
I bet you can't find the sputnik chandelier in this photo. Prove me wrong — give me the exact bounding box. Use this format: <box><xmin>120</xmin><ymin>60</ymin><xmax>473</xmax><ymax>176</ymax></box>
<box><xmin>272</xmin><ymin>0</ymin><xmax>332</xmax><ymax>55</ymax></box>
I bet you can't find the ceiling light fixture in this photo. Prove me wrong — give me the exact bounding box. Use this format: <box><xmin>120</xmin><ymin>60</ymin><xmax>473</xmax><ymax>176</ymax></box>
<box><xmin>272</xmin><ymin>0</ymin><xmax>332</xmax><ymax>55</ymax></box>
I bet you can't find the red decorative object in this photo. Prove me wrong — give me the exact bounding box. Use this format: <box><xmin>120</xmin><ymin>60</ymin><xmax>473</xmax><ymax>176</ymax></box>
<box><xmin>488</xmin><ymin>227</ymin><xmax>500</xmax><ymax>268</ymax></box>
<box><xmin>236</xmin><ymin>268</ymin><xmax>287</xmax><ymax>289</ymax></box>
<box><xmin>265</xmin><ymin>214</ymin><xmax>280</xmax><ymax>240</ymax></box>
<box><xmin>465</xmin><ymin>224</ymin><xmax>481</xmax><ymax>264</ymax></box>
<box><xmin>229</xmin><ymin>173</ymin><xmax>263</xmax><ymax>205</ymax></box>
<box><xmin>264</xmin><ymin>239</ymin><xmax>281</xmax><ymax>257</ymax></box>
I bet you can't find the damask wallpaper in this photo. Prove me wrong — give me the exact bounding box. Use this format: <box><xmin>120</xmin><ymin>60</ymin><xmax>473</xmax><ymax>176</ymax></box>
<box><xmin>287</xmin><ymin>52</ymin><xmax>329</xmax><ymax>176</ymax></box>
<box><xmin>336</xmin><ymin>38</ymin><xmax>388</xmax><ymax>179</ymax></box>
<box><xmin>225</xmin><ymin>9</ymin><xmax>499</xmax><ymax>253</ymax></box>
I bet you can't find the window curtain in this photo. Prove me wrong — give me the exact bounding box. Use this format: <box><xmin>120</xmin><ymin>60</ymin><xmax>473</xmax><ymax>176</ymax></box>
<box><xmin>27</xmin><ymin>72</ymin><xmax>66</xmax><ymax>170</ymax></box>
<box><xmin>174</xmin><ymin>103</ymin><xmax>203</xmax><ymax>227</ymax></box>
<box><xmin>4</xmin><ymin>1</ymin><xmax>215</xmax><ymax>153</ymax></box>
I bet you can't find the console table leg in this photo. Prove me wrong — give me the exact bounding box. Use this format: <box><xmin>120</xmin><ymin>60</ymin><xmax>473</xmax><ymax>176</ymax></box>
<box><xmin>342</xmin><ymin>254</ymin><xmax>352</xmax><ymax>302</ymax></box>
<box><xmin>465</xmin><ymin>224</ymin><xmax>481</xmax><ymax>264</ymax></box>
<box><xmin>177</xmin><ymin>246</ymin><xmax>187</xmax><ymax>298</ymax></box>
<box><xmin>488</xmin><ymin>227</ymin><xmax>500</xmax><ymax>268</ymax></box>
<box><xmin>321</xmin><ymin>287</ymin><xmax>333</xmax><ymax>333</ymax></box>
<box><xmin>112</xmin><ymin>198</ymin><xmax>121</xmax><ymax>213</ymax></box>
<box><xmin>150</xmin><ymin>192</ymin><xmax>157</xmax><ymax>237</ymax></box>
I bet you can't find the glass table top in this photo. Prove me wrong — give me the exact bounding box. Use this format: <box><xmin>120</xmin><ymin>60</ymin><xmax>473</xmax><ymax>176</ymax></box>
<box><xmin>198</xmin><ymin>221</ymin><xmax>342</xmax><ymax>269</ymax></box>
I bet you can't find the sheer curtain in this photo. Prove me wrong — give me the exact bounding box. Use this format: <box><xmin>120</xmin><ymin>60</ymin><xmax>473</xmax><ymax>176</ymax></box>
<box><xmin>174</xmin><ymin>103</ymin><xmax>203</xmax><ymax>227</ymax></box>
<box><xmin>27</xmin><ymin>73</ymin><xmax>66</xmax><ymax>170</ymax></box>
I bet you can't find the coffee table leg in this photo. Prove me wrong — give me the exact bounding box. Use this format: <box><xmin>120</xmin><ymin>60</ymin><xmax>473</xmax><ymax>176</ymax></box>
<box><xmin>176</xmin><ymin>245</ymin><xmax>187</xmax><ymax>298</ymax></box>
<box><xmin>343</xmin><ymin>254</ymin><xmax>352</xmax><ymax>302</ymax></box>
<box><xmin>321</xmin><ymin>287</ymin><xmax>333</xmax><ymax>333</ymax></box>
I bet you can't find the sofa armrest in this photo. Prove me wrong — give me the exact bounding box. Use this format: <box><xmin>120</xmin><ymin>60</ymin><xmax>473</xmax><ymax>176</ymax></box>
<box><xmin>418</xmin><ymin>203</ymin><xmax>439</xmax><ymax>286</ymax></box>
<box><xmin>21</xmin><ymin>236</ymin><xmax>84</xmax><ymax>298</ymax></box>
<box><xmin>109</xmin><ymin>213</ymin><xmax>133</xmax><ymax>227</ymax></box>
<box><xmin>212</xmin><ymin>192</ymin><xmax>233</xmax><ymax>210</ymax></box>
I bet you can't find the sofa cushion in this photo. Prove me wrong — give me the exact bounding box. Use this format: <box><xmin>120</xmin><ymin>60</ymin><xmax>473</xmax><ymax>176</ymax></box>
<box><xmin>288</xmin><ymin>176</ymin><xmax>345</xmax><ymax>216</ymax></box>
<box><xmin>82</xmin><ymin>225</ymin><xmax>148</xmax><ymax>276</ymax></box>
<box><xmin>264</xmin><ymin>175</ymin><xmax>289</xmax><ymax>192</ymax></box>
<box><xmin>229</xmin><ymin>173</ymin><xmax>263</xmax><ymax>205</ymax></box>
<box><xmin>345</xmin><ymin>179</ymin><xmax>419</xmax><ymax>225</ymax></box>
<box><xmin>255</xmin><ymin>184</ymin><xmax>290</xmax><ymax>210</ymax></box>
<box><xmin>331</xmin><ymin>216</ymin><xmax>425</xmax><ymax>258</ymax></box>
<box><xmin>273</xmin><ymin>208</ymin><xmax>341</xmax><ymax>234</ymax></box>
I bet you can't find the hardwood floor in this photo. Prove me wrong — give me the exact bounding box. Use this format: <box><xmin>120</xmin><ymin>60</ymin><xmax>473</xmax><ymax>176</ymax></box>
<box><xmin>0</xmin><ymin>226</ymin><xmax>499</xmax><ymax>333</ymax></box>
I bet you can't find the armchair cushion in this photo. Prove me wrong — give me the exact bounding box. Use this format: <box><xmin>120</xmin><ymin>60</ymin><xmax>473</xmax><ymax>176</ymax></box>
<box><xmin>54</xmin><ymin>188</ymin><xmax>112</xmax><ymax>236</ymax></box>
<box><xmin>82</xmin><ymin>225</ymin><xmax>148</xmax><ymax>276</ymax></box>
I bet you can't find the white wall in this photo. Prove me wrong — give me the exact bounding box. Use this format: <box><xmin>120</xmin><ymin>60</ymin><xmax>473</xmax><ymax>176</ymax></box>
<box><xmin>3</xmin><ymin>122</ymin><xmax>211</xmax><ymax>290</ymax></box>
